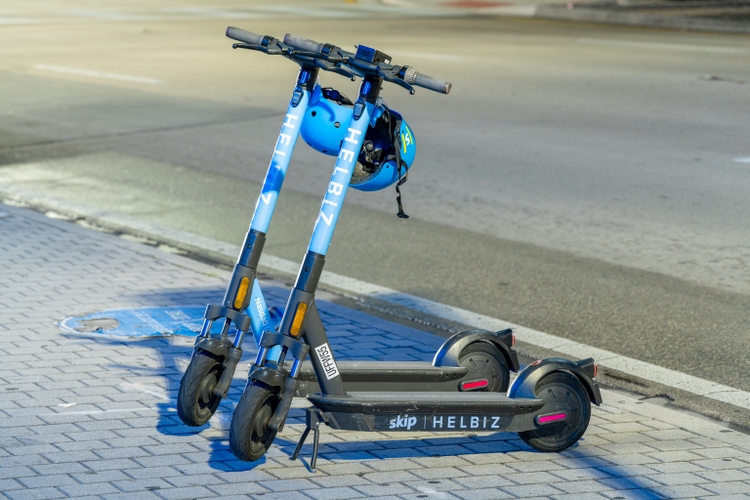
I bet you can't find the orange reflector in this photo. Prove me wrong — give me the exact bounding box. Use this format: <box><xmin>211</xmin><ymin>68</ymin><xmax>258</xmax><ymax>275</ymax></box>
<box><xmin>233</xmin><ymin>277</ymin><xmax>250</xmax><ymax>309</ymax></box>
<box><xmin>290</xmin><ymin>302</ymin><xmax>308</xmax><ymax>337</ymax></box>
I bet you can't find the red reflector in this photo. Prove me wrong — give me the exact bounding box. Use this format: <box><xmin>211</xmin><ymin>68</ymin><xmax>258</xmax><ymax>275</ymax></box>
<box><xmin>460</xmin><ymin>379</ymin><xmax>489</xmax><ymax>391</ymax></box>
<box><xmin>593</xmin><ymin>363</ymin><xmax>599</xmax><ymax>378</ymax></box>
<box><xmin>511</xmin><ymin>332</ymin><xmax>516</xmax><ymax>347</ymax></box>
<box><xmin>537</xmin><ymin>412</ymin><xmax>568</xmax><ymax>425</ymax></box>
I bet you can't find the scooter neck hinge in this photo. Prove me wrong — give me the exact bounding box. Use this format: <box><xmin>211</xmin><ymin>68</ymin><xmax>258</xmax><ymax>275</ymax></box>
<box><xmin>359</xmin><ymin>75</ymin><xmax>383</xmax><ymax>104</ymax></box>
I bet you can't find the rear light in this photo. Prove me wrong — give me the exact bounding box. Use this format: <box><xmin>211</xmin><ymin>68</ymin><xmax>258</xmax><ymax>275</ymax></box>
<box><xmin>460</xmin><ymin>379</ymin><xmax>489</xmax><ymax>391</ymax></box>
<box><xmin>536</xmin><ymin>412</ymin><xmax>568</xmax><ymax>425</ymax></box>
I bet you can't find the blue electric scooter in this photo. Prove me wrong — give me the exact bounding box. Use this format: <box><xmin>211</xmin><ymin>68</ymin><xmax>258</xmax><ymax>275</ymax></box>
<box><xmin>177</xmin><ymin>28</ymin><xmax>524</xmax><ymax>428</ymax></box>
<box><xmin>178</xmin><ymin>27</ymin><xmax>602</xmax><ymax>468</ymax></box>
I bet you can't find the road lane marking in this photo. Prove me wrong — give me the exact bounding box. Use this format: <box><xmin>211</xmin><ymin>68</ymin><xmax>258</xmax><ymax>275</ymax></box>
<box><xmin>33</xmin><ymin>65</ymin><xmax>164</xmax><ymax>85</ymax></box>
<box><xmin>577</xmin><ymin>38</ymin><xmax>745</xmax><ymax>54</ymax></box>
<box><xmin>162</xmin><ymin>7</ymin><xmax>271</xmax><ymax>18</ymax></box>
<box><xmin>60</xmin><ymin>10</ymin><xmax>161</xmax><ymax>21</ymax></box>
<box><xmin>393</xmin><ymin>51</ymin><xmax>464</xmax><ymax>61</ymax></box>
<box><xmin>734</xmin><ymin>158</ymin><xmax>750</xmax><ymax>164</ymax></box>
<box><xmin>2</xmin><ymin>182</ymin><xmax>750</xmax><ymax>412</ymax></box>
<box><xmin>0</xmin><ymin>17</ymin><xmax>39</xmax><ymax>24</ymax></box>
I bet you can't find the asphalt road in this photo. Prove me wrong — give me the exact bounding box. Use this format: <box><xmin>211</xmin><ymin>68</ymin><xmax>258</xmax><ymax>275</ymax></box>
<box><xmin>1</xmin><ymin>2</ymin><xmax>749</xmax><ymax>397</ymax></box>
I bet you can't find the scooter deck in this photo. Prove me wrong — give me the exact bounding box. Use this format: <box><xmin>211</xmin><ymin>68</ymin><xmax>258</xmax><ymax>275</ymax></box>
<box><xmin>305</xmin><ymin>392</ymin><xmax>547</xmax><ymax>433</ymax></box>
<box><xmin>309</xmin><ymin>391</ymin><xmax>544</xmax><ymax>414</ymax></box>
<box><xmin>296</xmin><ymin>361</ymin><xmax>469</xmax><ymax>396</ymax></box>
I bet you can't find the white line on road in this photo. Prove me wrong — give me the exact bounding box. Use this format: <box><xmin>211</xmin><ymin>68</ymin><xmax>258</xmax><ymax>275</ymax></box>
<box><xmin>734</xmin><ymin>157</ymin><xmax>750</xmax><ymax>164</ymax></box>
<box><xmin>33</xmin><ymin>65</ymin><xmax>164</xmax><ymax>85</ymax></box>
<box><xmin>2</xmin><ymin>182</ymin><xmax>750</xmax><ymax>412</ymax></box>
<box><xmin>577</xmin><ymin>38</ymin><xmax>745</xmax><ymax>54</ymax></box>
<box><xmin>0</xmin><ymin>17</ymin><xmax>39</xmax><ymax>25</ymax></box>
<box><xmin>393</xmin><ymin>51</ymin><xmax>465</xmax><ymax>61</ymax></box>
<box><xmin>162</xmin><ymin>7</ymin><xmax>272</xmax><ymax>19</ymax></box>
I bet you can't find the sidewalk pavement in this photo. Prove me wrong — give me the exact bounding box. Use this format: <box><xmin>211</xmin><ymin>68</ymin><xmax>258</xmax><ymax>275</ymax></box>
<box><xmin>2</xmin><ymin>202</ymin><xmax>750</xmax><ymax>500</ymax></box>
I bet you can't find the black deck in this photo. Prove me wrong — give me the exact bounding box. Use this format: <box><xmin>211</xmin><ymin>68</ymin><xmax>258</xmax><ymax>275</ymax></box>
<box><xmin>307</xmin><ymin>391</ymin><xmax>544</xmax><ymax>415</ymax></box>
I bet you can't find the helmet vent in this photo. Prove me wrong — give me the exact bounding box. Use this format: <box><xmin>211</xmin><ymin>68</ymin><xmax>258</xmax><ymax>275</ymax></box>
<box><xmin>311</xmin><ymin>111</ymin><xmax>317</xmax><ymax>117</ymax></box>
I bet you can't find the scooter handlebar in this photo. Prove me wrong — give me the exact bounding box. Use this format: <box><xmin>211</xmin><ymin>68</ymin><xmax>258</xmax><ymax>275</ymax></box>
<box><xmin>402</xmin><ymin>67</ymin><xmax>452</xmax><ymax>95</ymax></box>
<box><xmin>226</xmin><ymin>26</ymin><xmax>266</xmax><ymax>46</ymax></box>
<box><xmin>283</xmin><ymin>33</ymin><xmax>331</xmax><ymax>54</ymax></box>
<box><xmin>283</xmin><ymin>32</ymin><xmax>451</xmax><ymax>94</ymax></box>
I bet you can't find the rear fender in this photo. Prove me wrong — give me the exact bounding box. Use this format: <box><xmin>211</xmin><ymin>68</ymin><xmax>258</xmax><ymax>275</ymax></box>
<box><xmin>433</xmin><ymin>328</ymin><xmax>520</xmax><ymax>372</ymax></box>
<box><xmin>508</xmin><ymin>357</ymin><xmax>602</xmax><ymax>406</ymax></box>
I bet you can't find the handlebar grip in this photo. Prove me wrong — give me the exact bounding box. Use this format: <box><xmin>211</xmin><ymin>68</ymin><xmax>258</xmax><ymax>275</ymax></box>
<box><xmin>226</xmin><ymin>26</ymin><xmax>266</xmax><ymax>46</ymax></box>
<box><xmin>283</xmin><ymin>33</ymin><xmax>328</xmax><ymax>54</ymax></box>
<box><xmin>403</xmin><ymin>67</ymin><xmax>452</xmax><ymax>94</ymax></box>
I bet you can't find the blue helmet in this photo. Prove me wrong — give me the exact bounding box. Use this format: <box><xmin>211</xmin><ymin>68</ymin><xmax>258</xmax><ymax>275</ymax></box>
<box><xmin>300</xmin><ymin>86</ymin><xmax>416</xmax><ymax>192</ymax></box>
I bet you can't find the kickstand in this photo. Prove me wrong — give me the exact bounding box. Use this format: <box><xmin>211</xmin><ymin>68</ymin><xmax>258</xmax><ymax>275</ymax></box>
<box><xmin>290</xmin><ymin>407</ymin><xmax>327</xmax><ymax>471</ymax></box>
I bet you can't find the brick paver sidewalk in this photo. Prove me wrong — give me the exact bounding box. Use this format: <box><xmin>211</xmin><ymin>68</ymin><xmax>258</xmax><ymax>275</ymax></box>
<box><xmin>2</xmin><ymin>203</ymin><xmax>750</xmax><ymax>500</ymax></box>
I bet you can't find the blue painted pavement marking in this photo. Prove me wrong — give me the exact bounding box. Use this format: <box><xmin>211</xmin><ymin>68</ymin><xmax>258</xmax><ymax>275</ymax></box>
<box><xmin>59</xmin><ymin>306</ymin><xmax>208</xmax><ymax>338</ymax></box>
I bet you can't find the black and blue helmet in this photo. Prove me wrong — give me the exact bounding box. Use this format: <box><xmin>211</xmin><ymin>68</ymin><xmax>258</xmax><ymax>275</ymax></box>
<box><xmin>300</xmin><ymin>85</ymin><xmax>416</xmax><ymax>192</ymax></box>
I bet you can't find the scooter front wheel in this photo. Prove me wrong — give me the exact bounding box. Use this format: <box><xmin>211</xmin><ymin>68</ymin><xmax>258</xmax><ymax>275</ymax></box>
<box><xmin>177</xmin><ymin>350</ymin><xmax>224</xmax><ymax>426</ymax></box>
<box><xmin>518</xmin><ymin>372</ymin><xmax>591</xmax><ymax>452</ymax></box>
<box><xmin>229</xmin><ymin>382</ymin><xmax>280</xmax><ymax>462</ymax></box>
<box><xmin>458</xmin><ymin>341</ymin><xmax>510</xmax><ymax>392</ymax></box>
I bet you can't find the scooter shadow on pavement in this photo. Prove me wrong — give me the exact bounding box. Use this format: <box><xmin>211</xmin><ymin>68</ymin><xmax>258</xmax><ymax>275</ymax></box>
<box><xmin>279</xmin><ymin>434</ymin><xmax>665</xmax><ymax>495</ymax></box>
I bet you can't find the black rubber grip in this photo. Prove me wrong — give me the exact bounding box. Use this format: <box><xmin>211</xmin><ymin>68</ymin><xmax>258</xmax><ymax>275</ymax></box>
<box><xmin>411</xmin><ymin>72</ymin><xmax>451</xmax><ymax>94</ymax></box>
<box><xmin>402</xmin><ymin>67</ymin><xmax>451</xmax><ymax>94</ymax></box>
<box><xmin>283</xmin><ymin>33</ymin><xmax>326</xmax><ymax>53</ymax></box>
<box><xmin>226</xmin><ymin>26</ymin><xmax>265</xmax><ymax>46</ymax></box>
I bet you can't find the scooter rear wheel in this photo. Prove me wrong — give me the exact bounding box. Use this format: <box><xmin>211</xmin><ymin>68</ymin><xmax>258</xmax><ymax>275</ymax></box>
<box><xmin>177</xmin><ymin>350</ymin><xmax>224</xmax><ymax>426</ymax></box>
<box><xmin>458</xmin><ymin>342</ymin><xmax>510</xmax><ymax>392</ymax></box>
<box><xmin>229</xmin><ymin>382</ymin><xmax>280</xmax><ymax>462</ymax></box>
<box><xmin>518</xmin><ymin>372</ymin><xmax>591</xmax><ymax>452</ymax></box>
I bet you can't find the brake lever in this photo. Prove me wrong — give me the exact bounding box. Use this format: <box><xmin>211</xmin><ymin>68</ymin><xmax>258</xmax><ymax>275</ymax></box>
<box><xmin>232</xmin><ymin>42</ymin><xmax>284</xmax><ymax>56</ymax></box>
<box><xmin>377</xmin><ymin>67</ymin><xmax>415</xmax><ymax>95</ymax></box>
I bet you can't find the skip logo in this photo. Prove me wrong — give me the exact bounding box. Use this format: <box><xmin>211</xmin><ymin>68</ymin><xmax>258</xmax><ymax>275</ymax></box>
<box><xmin>378</xmin><ymin>414</ymin><xmax>507</xmax><ymax>432</ymax></box>
<box><xmin>389</xmin><ymin>415</ymin><xmax>418</xmax><ymax>430</ymax></box>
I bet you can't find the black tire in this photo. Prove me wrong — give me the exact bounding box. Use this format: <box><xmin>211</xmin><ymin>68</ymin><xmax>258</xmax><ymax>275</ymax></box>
<box><xmin>229</xmin><ymin>382</ymin><xmax>280</xmax><ymax>462</ymax></box>
<box><xmin>458</xmin><ymin>341</ymin><xmax>510</xmax><ymax>392</ymax></box>
<box><xmin>177</xmin><ymin>350</ymin><xmax>224</xmax><ymax>427</ymax></box>
<box><xmin>519</xmin><ymin>372</ymin><xmax>591</xmax><ymax>452</ymax></box>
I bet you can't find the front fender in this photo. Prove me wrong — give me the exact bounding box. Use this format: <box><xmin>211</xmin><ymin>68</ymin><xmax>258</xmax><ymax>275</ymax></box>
<box><xmin>433</xmin><ymin>328</ymin><xmax>520</xmax><ymax>372</ymax></box>
<box><xmin>193</xmin><ymin>336</ymin><xmax>232</xmax><ymax>360</ymax></box>
<box><xmin>508</xmin><ymin>357</ymin><xmax>602</xmax><ymax>406</ymax></box>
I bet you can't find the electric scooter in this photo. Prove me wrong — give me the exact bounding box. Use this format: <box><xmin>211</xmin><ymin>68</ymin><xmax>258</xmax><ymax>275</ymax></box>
<box><xmin>177</xmin><ymin>28</ymin><xmax>524</xmax><ymax>428</ymax></box>
<box><xmin>217</xmin><ymin>28</ymin><xmax>603</xmax><ymax>468</ymax></box>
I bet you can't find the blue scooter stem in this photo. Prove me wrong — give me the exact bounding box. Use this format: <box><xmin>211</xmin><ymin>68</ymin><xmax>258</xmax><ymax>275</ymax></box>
<box><xmin>308</xmin><ymin>101</ymin><xmax>374</xmax><ymax>256</ymax></box>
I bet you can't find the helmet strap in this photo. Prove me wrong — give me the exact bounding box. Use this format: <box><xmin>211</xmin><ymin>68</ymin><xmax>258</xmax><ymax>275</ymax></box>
<box><xmin>388</xmin><ymin>109</ymin><xmax>409</xmax><ymax>219</ymax></box>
